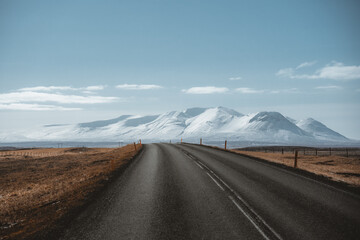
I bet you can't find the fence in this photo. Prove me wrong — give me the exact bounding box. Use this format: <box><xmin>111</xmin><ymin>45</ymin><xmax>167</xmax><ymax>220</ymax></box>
<box><xmin>239</xmin><ymin>147</ymin><xmax>360</xmax><ymax>157</ymax></box>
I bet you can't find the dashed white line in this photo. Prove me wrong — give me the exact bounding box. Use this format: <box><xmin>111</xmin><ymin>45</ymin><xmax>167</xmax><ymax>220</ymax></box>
<box><xmin>206</xmin><ymin>173</ymin><xmax>225</xmax><ymax>191</ymax></box>
<box><xmin>228</xmin><ymin>196</ymin><xmax>270</xmax><ymax>240</ymax></box>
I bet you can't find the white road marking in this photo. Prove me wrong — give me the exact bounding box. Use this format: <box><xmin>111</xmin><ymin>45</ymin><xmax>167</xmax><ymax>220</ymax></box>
<box><xmin>228</xmin><ymin>196</ymin><xmax>270</xmax><ymax>240</ymax></box>
<box><xmin>200</xmin><ymin>160</ymin><xmax>283</xmax><ymax>240</ymax></box>
<box><xmin>195</xmin><ymin>161</ymin><xmax>204</xmax><ymax>169</ymax></box>
<box><xmin>206</xmin><ymin>173</ymin><xmax>225</xmax><ymax>191</ymax></box>
<box><xmin>179</xmin><ymin>146</ymin><xmax>282</xmax><ymax>240</ymax></box>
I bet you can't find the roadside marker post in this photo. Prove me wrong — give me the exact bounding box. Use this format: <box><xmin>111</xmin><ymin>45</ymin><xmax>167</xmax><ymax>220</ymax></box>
<box><xmin>294</xmin><ymin>150</ymin><xmax>298</xmax><ymax>168</ymax></box>
<box><xmin>225</xmin><ymin>140</ymin><xmax>227</xmax><ymax>150</ymax></box>
<box><xmin>110</xmin><ymin>159</ymin><xmax>115</xmax><ymax>171</ymax></box>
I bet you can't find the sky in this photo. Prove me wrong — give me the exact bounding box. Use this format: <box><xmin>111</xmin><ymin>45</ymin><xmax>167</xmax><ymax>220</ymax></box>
<box><xmin>0</xmin><ymin>0</ymin><xmax>360</xmax><ymax>139</ymax></box>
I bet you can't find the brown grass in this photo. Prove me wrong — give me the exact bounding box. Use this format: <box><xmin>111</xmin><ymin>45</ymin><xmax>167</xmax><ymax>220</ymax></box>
<box><xmin>0</xmin><ymin>144</ymin><xmax>142</xmax><ymax>240</ymax></box>
<box><xmin>232</xmin><ymin>150</ymin><xmax>360</xmax><ymax>186</ymax></box>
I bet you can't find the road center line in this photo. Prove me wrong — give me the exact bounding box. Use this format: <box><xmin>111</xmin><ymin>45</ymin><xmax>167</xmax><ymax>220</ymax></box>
<box><xmin>228</xmin><ymin>196</ymin><xmax>270</xmax><ymax>240</ymax></box>
<box><xmin>195</xmin><ymin>161</ymin><xmax>204</xmax><ymax>169</ymax></box>
<box><xmin>178</xmin><ymin>146</ymin><xmax>282</xmax><ymax>239</ymax></box>
<box><xmin>197</xmin><ymin>158</ymin><xmax>283</xmax><ymax>240</ymax></box>
<box><xmin>206</xmin><ymin>172</ymin><xmax>225</xmax><ymax>191</ymax></box>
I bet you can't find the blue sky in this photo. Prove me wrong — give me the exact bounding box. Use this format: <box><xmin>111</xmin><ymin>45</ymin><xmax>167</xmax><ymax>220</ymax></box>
<box><xmin>1</xmin><ymin>0</ymin><xmax>360</xmax><ymax>139</ymax></box>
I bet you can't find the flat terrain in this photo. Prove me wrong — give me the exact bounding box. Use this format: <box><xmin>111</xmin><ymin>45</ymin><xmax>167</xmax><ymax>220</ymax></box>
<box><xmin>0</xmin><ymin>144</ymin><xmax>141</xmax><ymax>240</ymax></box>
<box><xmin>59</xmin><ymin>143</ymin><xmax>360</xmax><ymax>240</ymax></box>
<box><xmin>232</xmin><ymin>149</ymin><xmax>360</xmax><ymax>186</ymax></box>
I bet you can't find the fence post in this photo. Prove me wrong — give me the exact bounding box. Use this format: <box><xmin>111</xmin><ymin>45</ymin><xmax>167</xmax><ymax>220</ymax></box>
<box><xmin>294</xmin><ymin>150</ymin><xmax>298</xmax><ymax>168</ymax></box>
<box><xmin>200</xmin><ymin>138</ymin><xmax>202</xmax><ymax>145</ymax></box>
<box><xmin>225</xmin><ymin>140</ymin><xmax>227</xmax><ymax>150</ymax></box>
<box><xmin>134</xmin><ymin>142</ymin><xmax>137</xmax><ymax>151</ymax></box>
<box><xmin>346</xmin><ymin>148</ymin><xmax>349</xmax><ymax>157</ymax></box>
<box><xmin>316</xmin><ymin>149</ymin><xmax>317</xmax><ymax>156</ymax></box>
<box><xmin>282</xmin><ymin>148</ymin><xmax>284</xmax><ymax>155</ymax></box>
<box><xmin>181</xmin><ymin>138</ymin><xmax>182</xmax><ymax>143</ymax></box>
<box><xmin>110</xmin><ymin>159</ymin><xmax>115</xmax><ymax>171</ymax></box>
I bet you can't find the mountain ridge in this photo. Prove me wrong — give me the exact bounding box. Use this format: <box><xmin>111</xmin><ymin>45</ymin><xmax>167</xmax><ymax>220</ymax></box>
<box><xmin>0</xmin><ymin>106</ymin><xmax>351</xmax><ymax>144</ymax></box>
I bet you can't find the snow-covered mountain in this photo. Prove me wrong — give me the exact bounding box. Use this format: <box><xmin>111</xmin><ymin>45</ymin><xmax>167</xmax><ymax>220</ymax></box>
<box><xmin>296</xmin><ymin>118</ymin><xmax>348</xmax><ymax>141</ymax></box>
<box><xmin>0</xmin><ymin>107</ymin><xmax>351</xmax><ymax>144</ymax></box>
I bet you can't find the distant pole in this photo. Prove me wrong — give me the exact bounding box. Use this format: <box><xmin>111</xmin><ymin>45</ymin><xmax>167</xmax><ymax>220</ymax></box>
<box><xmin>200</xmin><ymin>138</ymin><xmax>202</xmax><ymax>145</ymax></box>
<box><xmin>294</xmin><ymin>150</ymin><xmax>298</xmax><ymax>168</ymax></box>
<box><xmin>110</xmin><ymin>159</ymin><xmax>115</xmax><ymax>171</ymax></box>
<box><xmin>225</xmin><ymin>140</ymin><xmax>227</xmax><ymax>150</ymax></box>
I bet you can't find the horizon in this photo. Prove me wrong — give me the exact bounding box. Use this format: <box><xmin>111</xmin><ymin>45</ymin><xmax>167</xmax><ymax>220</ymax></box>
<box><xmin>1</xmin><ymin>1</ymin><xmax>360</xmax><ymax>139</ymax></box>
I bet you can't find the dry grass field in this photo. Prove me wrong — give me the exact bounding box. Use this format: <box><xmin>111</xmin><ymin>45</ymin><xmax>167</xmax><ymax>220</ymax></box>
<box><xmin>232</xmin><ymin>149</ymin><xmax>360</xmax><ymax>187</ymax></box>
<box><xmin>0</xmin><ymin>144</ymin><xmax>142</xmax><ymax>240</ymax></box>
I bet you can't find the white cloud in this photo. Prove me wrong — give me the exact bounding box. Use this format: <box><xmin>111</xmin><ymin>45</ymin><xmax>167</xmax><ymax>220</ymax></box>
<box><xmin>315</xmin><ymin>85</ymin><xmax>342</xmax><ymax>90</ymax></box>
<box><xmin>116</xmin><ymin>84</ymin><xmax>163</xmax><ymax>90</ymax></box>
<box><xmin>296</xmin><ymin>61</ymin><xmax>317</xmax><ymax>69</ymax></box>
<box><xmin>83</xmin><ymin>85</ymin><xmax>105</xmax><ymax>91</ymax></box>
<box><xmin>19</xmin><ymin>86</ymin><xmax>76</xmax><ymax>92</ymax></box>
<box><xmin>0</xmin><ymin>103</ymin><xmax>81</xmax><ymax>111</ymax></box>
<box><xmin>235</xmin><ymin>88</ymin><xmax>264</xmax><ymax>94</ymax></box>
<box><xmin>269</xmin><ymin>88</ymin><xmax>299</xmax><ymax>94</ymax></box>
<box><xmin>0</xmin><ymin>91</ymin><xmax>119</xmax><ymax>104</ymax></box>
<box><xmin>229</xmin><ymin>76</ymin><xmax>242</xmax><ymax>81</ymax></box>
<box><xmin>18</xmin><ymin>85</ymin><xmax>106</xmax><ymax>92</ymax></box>
<box><xmin>276</xmin><ymin>68</ymin><xmax>294</xmax><ymax>78</ymax></box>
<box><xmin>277</xmin><ymin>62</ymin><xmax>360</xmax><ymax>80</ymax></box>
<box><xmin>316</xmin><ymin>62</ymin><xmax>360</xmax><ymax>80</ymax></box>
<box><xmin>182</xmin><ymin>86</ymin><xmax>229</xmax><ymax>94</ymax></box>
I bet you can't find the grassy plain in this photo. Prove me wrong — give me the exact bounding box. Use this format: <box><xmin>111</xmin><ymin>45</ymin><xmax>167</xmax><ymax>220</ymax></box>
<box><xmin>232</xmin><ymin>149</ymin><xmax>360</xmax><ymax>187</ymax></box>
<box><xmin>0</xmin><ymin>144</ymin><xmax>141</xmax><ymax>240</ymax></box>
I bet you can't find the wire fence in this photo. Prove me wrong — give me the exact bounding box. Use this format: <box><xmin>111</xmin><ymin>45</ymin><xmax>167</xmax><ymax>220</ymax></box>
<box><xmin>238</xmin><ymin>146</ymin><xmax>360</xmax><ymax>157</ymax></box>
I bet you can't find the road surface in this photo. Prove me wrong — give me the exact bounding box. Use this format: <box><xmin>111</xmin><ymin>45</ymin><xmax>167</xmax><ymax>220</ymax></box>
<box><xmin>59</xmin><ymin>143</ymin><xmax>360</xmax><ymax>240</ymax></box>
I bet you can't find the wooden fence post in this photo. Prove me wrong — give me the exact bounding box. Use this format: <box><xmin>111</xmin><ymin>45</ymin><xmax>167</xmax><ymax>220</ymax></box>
<box><xmin>294</xmin><ymin>150</ymin><xmax>298</xmax><ymax>168</ymax></box>
<box><xmin>134</xmin><ymin>142</ymin><xmax>137</xmax><ymax>151</ymax></box>
<box><xmin>224</xmin><ymin>140</ymin><xmax>227</xmax><ymax>150</ymax></box>
<box><xmin>346</xmin><ymin>148</ymin><xmax>349</xmax><ymax>157</ymax></box>
<box><xmin>181</xmin><ymin>138</ymin><xmax>182</xmax><ymax>143</ymax></box>
<box><xmin>110</xmin><ymin>159</ymin><xmax>115</xmax><ymax>171</ymax></box>
<box><xmin>316</xmin><ymin>149</ymin><xmax>317</xmax><ymax>156</ymax></box>
<box><xmin>282</xmin><ymin>148</ymin><xmax>284</xmax><ymax>155</ymax></box>
<box><xmin>200</xmin><ymin>138</ymin><xmax>202</xmax><ymax>145</ymax></box>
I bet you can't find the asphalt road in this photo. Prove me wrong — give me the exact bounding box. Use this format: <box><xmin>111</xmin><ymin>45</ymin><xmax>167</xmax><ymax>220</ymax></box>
<box><xmin>60</xmin><ymin>143</ymin><xmax>360</xmax><ymax>240</ymax></box>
